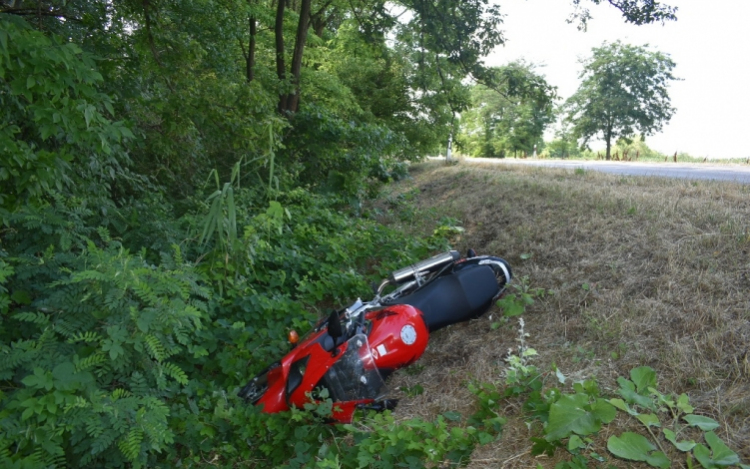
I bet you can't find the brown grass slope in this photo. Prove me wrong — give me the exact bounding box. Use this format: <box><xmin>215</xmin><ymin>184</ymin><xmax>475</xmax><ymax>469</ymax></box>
<box><xmin>378</xmin><ymin>161</ymin><xmax>750</xmax><ymax>468</ymax></box>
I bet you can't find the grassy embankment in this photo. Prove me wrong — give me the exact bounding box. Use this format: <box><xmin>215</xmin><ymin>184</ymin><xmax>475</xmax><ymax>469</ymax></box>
<box><xmin>375</xmin><ymin>161</ymin><xmax>750</xmax><ymax>468</ymax></box>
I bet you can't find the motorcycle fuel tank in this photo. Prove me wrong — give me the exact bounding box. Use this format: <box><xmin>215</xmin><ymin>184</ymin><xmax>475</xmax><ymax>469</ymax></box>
<box><xmin>365</xmin><ymin>304</ymin><xmax>429</xmax><ymax>372</ymax></box>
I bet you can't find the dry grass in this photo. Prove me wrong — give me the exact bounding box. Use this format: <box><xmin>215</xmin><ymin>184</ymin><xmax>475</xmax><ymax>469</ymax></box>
<box><xmin>376</xmin><ymin>161</ymin><xmax>750</xmax><ymax>468</ymax></box>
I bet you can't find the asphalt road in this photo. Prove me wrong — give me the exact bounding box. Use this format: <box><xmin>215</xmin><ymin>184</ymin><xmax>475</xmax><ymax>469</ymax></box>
<box><xmin>456</xmin><ymin>157</ymin><xmax>750</xmax><ymax>184</ymax></box>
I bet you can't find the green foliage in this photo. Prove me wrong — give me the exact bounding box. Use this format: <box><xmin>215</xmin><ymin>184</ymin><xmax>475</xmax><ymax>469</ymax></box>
<box><xmin>0</xmin><ymin>227</ymin><xmax>208</xmax><ymax>467</ymax></box>
<box><xmin>280</xmin><ymin>105</ymin><xmax>408</xmax><ymax>199</ymax></box>
<box><xmin>524</xmin><ymin>363</ymin><xmax>745</xmax><ymax>469</ymax></box>
<box><xmin>607</xmin><ymin>432</ymin><xmax>670</xmax><ymax>469</ymax></box>
<box><xmin>470</xmin><ymin>313</ymin><xmax>747</xmax><ymax>469</ymax></box>
<box><xmin>503</xmin><ymin>318</ymin><xmax>541</xmax><ymax>395</ymax></box>
<box><xmin>467</xmin><ymin>382</ymin><xmax>507</xmax><ymax>438</ymax></box>
<box><xmin>544</xmin><ymin>113</ymin><xmax>581</xmax><ymax>159</ymax></box>
<box><xmin>565</xmin><ymin>41</ymin><xmax>677</xmax><ymax>160</ymax></box>
<box><xmin>0</xmin><ymin>176</ymin><xmax>468</xmax><ymax>467</ymax></box>
<box><xmin>569</xmin><ymin>0</ymin><xmax>678</xmax><ymax>30</ymax></box>
<box><xmin>494</xmin><ymin>275</ymin><xmax>546</xmax><ymax>326</ymax></box>
<box><xmin>0</xmin><ymin>15</ymin><xmax>134</xmax><ymax>212</ymax></box>
<box><xmin>612</xmin><ymin>135</ymin><xmax>664</xmax><ymax>160</ymax></box>
<box><xmin>0</xmin><ymin>2</ymin><xmax>724</xmax><ymax>467</ymax></box>
<box><xmin>459</xmin><ymin>62</ymin><xmax>557</xmax><ymax>158</ymax></box>
<box><xmin>186</xmin><ymin>396</ymin><xmax>489</xmax><ymax>468</ymax></box>
<box><xmin>545</xmin><ymin>393</ymin><xmax>616</xmax><ymax>442</ymax></box>
<box><xmin>693</xmin><ymin>432</ymin><xmax>742</xmax><ymax>469</ymax></box>
<box><xmin>332</xmin><ymin>412</ymin><xmax>481</xmax><ymax>468</ymax></box>
<box><xmin>428</xmin><ymin>216</ymin><xmax>466</xmax><ymax>251</ymax></box>
<box><xmin>323</xmin><ymin>20</ymin><xmax>432</xmax><ymax>153</ymax></box>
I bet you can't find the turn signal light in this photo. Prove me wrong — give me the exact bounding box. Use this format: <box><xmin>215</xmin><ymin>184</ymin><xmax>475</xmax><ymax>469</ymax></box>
<box><xmin>288</xmin><ymin>330</ymin><xmax>299</xmax><ymax>344</ymax></box>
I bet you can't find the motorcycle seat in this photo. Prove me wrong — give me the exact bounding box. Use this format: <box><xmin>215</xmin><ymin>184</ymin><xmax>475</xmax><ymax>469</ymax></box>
<box><xmin>393</xmin><ymin>264</ymin><xmax>498</xmax><ymax>332</ymax></box>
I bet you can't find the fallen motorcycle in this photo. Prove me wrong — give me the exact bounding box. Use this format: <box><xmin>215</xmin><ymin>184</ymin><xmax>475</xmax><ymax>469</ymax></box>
<box><xmin>238</xmin><ymin>250</ymin><xmax>512</xmax><ymax>422</ymax></box>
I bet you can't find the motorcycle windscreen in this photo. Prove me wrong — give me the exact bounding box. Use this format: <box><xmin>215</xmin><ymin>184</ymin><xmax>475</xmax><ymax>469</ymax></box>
<box><xmin>322</xmin><ymin>334</ymin><xmax>387</xmax><ymax>402</ymax></box>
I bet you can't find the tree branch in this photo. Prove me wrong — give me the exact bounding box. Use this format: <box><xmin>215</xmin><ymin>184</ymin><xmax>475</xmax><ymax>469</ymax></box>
<box><xmin>311</xmin><ymin>0</ymin><xmax>334</xmax><ymax>21</ymax></box>
<box><xmin>0</xmin><ymin>7</ymin><xmax>81</xmax><ymax>22</ymax></box>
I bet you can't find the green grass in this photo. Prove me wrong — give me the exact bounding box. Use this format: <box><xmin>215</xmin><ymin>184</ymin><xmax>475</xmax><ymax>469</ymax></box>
<box><xmin>376</xmin><ymin>160</ymin><xmax>750</xmax><ymax>467</ymax></box>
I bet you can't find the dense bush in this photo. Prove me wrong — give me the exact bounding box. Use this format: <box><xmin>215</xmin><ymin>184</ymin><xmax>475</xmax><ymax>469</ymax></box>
<box><xmin>0</xmin><ymin>8</ymin><xmax>489</xmax><ymax>468</ymax></box>
<box><xmin>0</xmin><ymin>173</ymin><xmax>471</xmax><ymax>467</ymax></box>
<box><xmin>0</xmin><ymin>16</ymin><xmax>134</xmax><ymax>213</ymax></box>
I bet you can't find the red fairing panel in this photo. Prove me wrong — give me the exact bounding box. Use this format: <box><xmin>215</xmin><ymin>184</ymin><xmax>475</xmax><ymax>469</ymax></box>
<box><xmin>257</xmin><ymin>339</ymin><xmax>337</xmax><ymax>413</ymax></box>
<box><xmin>256</xmin><ymin>360</ymin><xmax>289</xmax><ymax>414</ymax></box>
<box><xmin>287</xmin><ymin>342</ymin><xmax>341</xmax><ymax>408</ymax></box>
<box><xmin>366</xmin><ymin>304</ymin><xmax>429</xmax><ymax>370</ymax></box>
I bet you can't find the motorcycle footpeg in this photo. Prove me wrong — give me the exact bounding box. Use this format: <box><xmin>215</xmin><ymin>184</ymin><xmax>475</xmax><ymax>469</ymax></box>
<box><xmin>356</xmin><ymin>399</ymin><xmax>399</xmax><ymax>413</ymax></box>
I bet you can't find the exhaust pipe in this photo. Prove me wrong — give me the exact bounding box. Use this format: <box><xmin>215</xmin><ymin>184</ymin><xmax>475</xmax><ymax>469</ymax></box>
<box><xmin>389</xmin><ymin>250</ymin><xmax>460</xmax><ymax>284</ymax></box>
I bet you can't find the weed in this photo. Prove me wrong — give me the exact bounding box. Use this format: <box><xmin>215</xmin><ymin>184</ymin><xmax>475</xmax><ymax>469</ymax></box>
<box><xmin>493</xmin><ymin>275</ymin><xmax>546</xmax><ymax>328</ymax></box>
<box><xmin>399</xmin><ymin>384</ymin><xmax>425</xmax><ymax>397</ymax></box>
<box><xmin>529</xmin><ymin>364</ymin><xmax>749</xmax><ymax>469</ymax></box>
<box><xmin>404</xmin><ymin>363</ymin><xmax>426</xmax><ymax>376</ymax></box>
<box><xmin>572</xmin><ymin>345</ymin><xmax>596</xmax><ymax>363</ymax></box>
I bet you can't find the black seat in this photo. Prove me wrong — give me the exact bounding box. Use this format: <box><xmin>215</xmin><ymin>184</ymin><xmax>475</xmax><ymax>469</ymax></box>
<box><xmin>393</xmin><ymin>264</ymin><xmax>498</xmax><ymax>331</ymax></box>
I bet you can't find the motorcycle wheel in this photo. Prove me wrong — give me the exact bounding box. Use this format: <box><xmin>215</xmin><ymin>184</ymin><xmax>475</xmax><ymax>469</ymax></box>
<box><xmin>488</xmin><ymin>261</ymin><xmax>512</xmax><ymax>299</ymax></box>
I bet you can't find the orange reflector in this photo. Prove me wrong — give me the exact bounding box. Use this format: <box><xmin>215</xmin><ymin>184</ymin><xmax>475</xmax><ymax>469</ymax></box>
<box><xmin>288</xmin><ymin>330</ymin><xmax>299</xmax><ymax>344</ymax></box>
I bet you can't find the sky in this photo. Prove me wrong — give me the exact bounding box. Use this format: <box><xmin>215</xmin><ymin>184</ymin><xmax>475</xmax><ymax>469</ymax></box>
<box><xmin>485</xmin><ymin>0</ymin><xmax>750</xmax><ymax>159</ymax></box>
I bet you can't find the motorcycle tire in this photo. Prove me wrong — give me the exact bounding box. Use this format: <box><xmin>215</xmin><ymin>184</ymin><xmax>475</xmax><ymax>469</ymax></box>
<box><xmin>488</xmin><ymin>261</ymin><xmax>512</xmax><ymax>299</ymax></box>
<box><xmin>455</xmin><ymin>256</ymin><xmax>512</xmax><ymax>299</ymax></box>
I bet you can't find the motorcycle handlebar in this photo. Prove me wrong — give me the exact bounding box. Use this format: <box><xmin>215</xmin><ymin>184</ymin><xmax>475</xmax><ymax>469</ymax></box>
<box><xmin>388</xmin><ymin>250</ymin><xmax>460</xmax><ymax>284</ymax></box>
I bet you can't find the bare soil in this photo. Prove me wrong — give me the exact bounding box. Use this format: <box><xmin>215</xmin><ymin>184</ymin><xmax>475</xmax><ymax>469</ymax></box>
<box><xmin>377</xmin><ymin>161</ymin><xmax>750</xmax><ymax>468</ymax></box>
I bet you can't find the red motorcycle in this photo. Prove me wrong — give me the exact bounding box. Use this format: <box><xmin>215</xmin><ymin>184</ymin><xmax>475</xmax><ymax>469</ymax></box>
<box><xmin>239</xmin><ymin>250</ymin><xmax>512</xmax><ymax>422</ymax></box>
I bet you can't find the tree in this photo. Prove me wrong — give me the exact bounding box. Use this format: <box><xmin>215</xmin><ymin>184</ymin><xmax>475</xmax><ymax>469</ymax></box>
<box><xmin>459</xmin><ymin>62</ymin><xmax>557</xmax><ymax>158</ymax></box>
<box><xmin>565</xmin><ymin>41</ymin><xmax>677</xmax><ymax>160</ymax></box>
<box><xmin>546</xmin><ymin>110</ymin><xmax>580</xmax><ymax>159</ymax></box>
<box><xmin>570</xmin><ymin>0</ymin><xmax>677</xmax><ymax>29</ymax></box>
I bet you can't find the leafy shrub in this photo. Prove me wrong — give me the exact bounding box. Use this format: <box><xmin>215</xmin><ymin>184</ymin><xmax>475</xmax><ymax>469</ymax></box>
<box><xmin>279</xmin><ymin>105</ymin><xmax>408</xmax><ymax>199</ymax></box>
<box><xmin>0</xmin><ymin>225</ymin><xmax>208</xmax><ymax>467</ymax></box>
<box><xmin>0</xmin><ymin>172</ymin><xmax>460</xmax><ymax>467</ymax></box>
<box><xmin>0</xmin><ymin>15</ymin><xmax>134</xmax><ymax>213</ymax></box>
<box><xmin>613</xmin><ymin>136</ymin><xmax>664</xmax><ymax>160</ymax></box>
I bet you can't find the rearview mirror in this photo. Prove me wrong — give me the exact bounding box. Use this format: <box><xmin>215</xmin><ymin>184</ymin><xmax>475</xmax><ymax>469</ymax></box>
<box><xmin>327</xmin><ymin>310</ymin><xmax>343</xmax><ymax>340</ymax></box>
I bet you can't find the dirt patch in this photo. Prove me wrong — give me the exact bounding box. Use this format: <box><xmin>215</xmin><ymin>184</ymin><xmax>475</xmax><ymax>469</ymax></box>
<box><xmin>379</xmin><ymin>161</ymin><xmax>750</xmax><ymax>467</ymax></box>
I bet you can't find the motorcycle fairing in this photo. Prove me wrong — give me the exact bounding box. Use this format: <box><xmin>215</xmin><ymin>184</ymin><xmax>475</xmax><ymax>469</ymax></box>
<box><xmin>256</xmin><ymin>333</ymin><xmax>390</xmax><ymax>418</ymax></box>
<box><xmin>253</xmin><ymin>303</ymin><xmax>428</xmax><ymax>419</ymax></box>
<box><xmin>321</xmin><ymin>334</ymin><xmax>386</xmax><ymax>402</ymax></box>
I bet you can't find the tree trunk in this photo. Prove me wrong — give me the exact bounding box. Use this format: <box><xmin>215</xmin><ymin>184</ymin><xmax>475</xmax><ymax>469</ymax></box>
<box><xmin>275</xmin><ymin>0</ymin><xmax>288</xmax><ymax>113</ymax></box>
<box><xmin>313</xmin><ymin>15</ymin><xmax>327</xmax><ymax>37</ymax></box>
<box><xmin>605</xmin><ymin>139</ymin><xmax>612</xmax><ymax>160</ymax></box>
<box><xmin>247</xmin><ymin>15</ymin><xmax>256</xmax><ymax>82</ymax></box>
<box><xmin>605</xmin><ymin>124</ymin><xmax>613</xmax><ymax>160</ymax></box>
<box><xmin>284</xmin><ymin>0</ymin><xmax>311</xmax><ymax>113</ymax></box>
<box><xmin>312</xmin><ymin>7</ymin><xmax>334</xmax><ymax>38</ymax></box>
